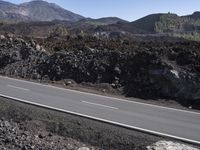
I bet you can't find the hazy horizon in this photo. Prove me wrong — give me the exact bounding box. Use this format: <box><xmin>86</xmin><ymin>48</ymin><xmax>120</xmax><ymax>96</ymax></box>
<box><xmin>4</xmin><ymin>0</ymin><xmax>200</xmax><ymax>21</ymax></box>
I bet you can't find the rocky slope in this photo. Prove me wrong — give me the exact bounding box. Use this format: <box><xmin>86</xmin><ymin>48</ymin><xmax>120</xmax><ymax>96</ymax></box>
<box><xmin>0</xmin><ymin>119</ymin><xmax>96</xmax><ymax>150</ymax></box>
<box><xmin>0</xmin><ymin>0</ymin><xmax>30</xmax><ymax>22</ymax></box>
<box><xmin>0</xmin><ymin>0</ymin><xmax>84</xmax><ymax>22</ymax></box>
<box><xmin>0</xmin><ymin>34</ymin><xmax>200</xmax><ymax>108</ymax></box>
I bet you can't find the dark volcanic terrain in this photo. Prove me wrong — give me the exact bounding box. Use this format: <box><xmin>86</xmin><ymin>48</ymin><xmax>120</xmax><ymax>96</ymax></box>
<box><xmin>0</xmin><ymin>0</ymin><xmax>200</xmax><ymax>149</ymax></box>
<box><xmin>0</xmin><ymin>34</ymin><xmax>200</xmax><ymax>109</ymax></box>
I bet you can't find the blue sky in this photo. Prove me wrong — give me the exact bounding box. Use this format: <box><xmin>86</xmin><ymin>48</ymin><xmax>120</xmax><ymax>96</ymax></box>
<box><xmin>6</xmin><ymin>0</ymin><xmax>200</xmax><ymax>21</ymax></box>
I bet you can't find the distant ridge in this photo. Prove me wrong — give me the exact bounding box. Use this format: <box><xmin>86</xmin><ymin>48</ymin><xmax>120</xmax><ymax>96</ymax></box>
<box><xmin>184</xmin><ymin>11</ymin><xmax>200</xmax><ymax>19</ymax></box>
<box><xmin>0</xmin><ymin>0</ymin><xmax>200</xmax><ymax>41</ymax></box>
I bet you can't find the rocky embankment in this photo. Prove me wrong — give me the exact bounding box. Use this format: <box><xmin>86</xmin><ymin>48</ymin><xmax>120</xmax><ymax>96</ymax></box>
<box><xmin>0</xmin><ymin>34</ymin><xmax>200</xmax><ymax>108</ymax></box>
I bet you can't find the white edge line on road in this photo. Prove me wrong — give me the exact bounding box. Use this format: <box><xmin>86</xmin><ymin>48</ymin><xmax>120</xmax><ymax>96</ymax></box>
<box><xmin>1</xmin><ymin>76</ymin><xmax>200</xmax><ymax>115</ymax></box>
<box><xmin>81</xmin><ymin>101</ymin><xmax>119</xmax><ymax>110</ymax></box>
<box><xmin>7</xmin><ymin>85</ymin><xmax>30</xmax><ymax>91</ymax></box>
<box><xmin>0</xmin><ymin>93</ymin><xmax>200</xmax><ymax>145</ymax></box>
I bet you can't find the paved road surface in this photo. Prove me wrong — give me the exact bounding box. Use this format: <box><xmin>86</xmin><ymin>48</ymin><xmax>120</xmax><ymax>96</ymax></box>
<box><xmin>0</xmin><ymin>76</ymin><xmax>200</xmax><ymax>144</ymax></box>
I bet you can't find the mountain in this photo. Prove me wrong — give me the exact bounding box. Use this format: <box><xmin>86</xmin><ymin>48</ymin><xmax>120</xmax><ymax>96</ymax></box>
<box><xmin>0</xmin><ymin>0</ymin><xmax>84</xmax><ymax>22</ymax></box>
<box><xmin>0</xmin><ymin>1</ymin><xmax>200</xmax><ymax>41</ymax></box>
<box><xmin>0</xmin><ymin>0</ymin><xmax>31</xmax><ymax>21</ymax></box>
<box><xmin>185</xmin><ymin>11</ymin><xmax>200</xmax><ymax>19</ymax></box>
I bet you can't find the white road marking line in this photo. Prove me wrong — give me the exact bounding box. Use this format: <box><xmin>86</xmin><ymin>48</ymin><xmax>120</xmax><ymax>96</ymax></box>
<box><xmin>81</xmin><ymin>101</ymin><xmax>119</xmax><ymax>110</ymax></box>
<box><xmin>7</xmin><ymin>85</ymin><xmax>30</xmax><ymax>91</ymax></box>
<box><xmin>1</xmin><ymin>75</ymin><xmax>200</xmax><ymax>115</ymax></box>
<box><xmin>0</xmin><ymin>93</ymin><xmax>200</xmax><ymax>145</ymax></box>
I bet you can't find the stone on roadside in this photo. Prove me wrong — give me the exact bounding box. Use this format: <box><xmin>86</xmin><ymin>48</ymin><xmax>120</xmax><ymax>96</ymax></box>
<box><xmin>147</xmin><ymin>141</ymin><xmax>198</xmax><ymax>150</ymax></box>
<box><xmin>78</xmin><ymin>147</ymin><xmax>90</xmax><ymax>150</ymax></box>
<box><xmin>0</xmin><ymin>35</ymin><xmax>6</xmax><ymax>40</ymax></box>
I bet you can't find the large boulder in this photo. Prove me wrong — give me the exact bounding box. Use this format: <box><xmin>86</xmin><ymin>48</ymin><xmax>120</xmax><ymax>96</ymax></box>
<box><xmin>147</xmin><ymin>141</ymin><xmax>198</xmax><ymax>150</ymax></box>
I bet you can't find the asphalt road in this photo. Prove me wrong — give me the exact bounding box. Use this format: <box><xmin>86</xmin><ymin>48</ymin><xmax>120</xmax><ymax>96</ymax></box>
<box><xmin>0</xmin><ymin>76</ymin><xmax>200</xmax><ymax>144</ymax></box>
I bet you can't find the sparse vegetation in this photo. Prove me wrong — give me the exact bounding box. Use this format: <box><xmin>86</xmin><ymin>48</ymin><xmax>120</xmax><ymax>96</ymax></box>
<box><xmin>155</xmin><ymin>13</ymin><xmax>200</xmax><ymax>41</ymax></box>
<box><xmin>155</xmin><ymin>13</ymin><xmax>180</xmax><ymax>33</ymax></box>
<box><xmin>48</xmin><ymin>25</ymin><xmax>69</xmax><ymax>37</ymax></box>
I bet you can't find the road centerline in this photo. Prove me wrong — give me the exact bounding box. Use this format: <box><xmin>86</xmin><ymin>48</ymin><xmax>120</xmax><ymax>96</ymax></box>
<box><xmin>2</xmin><ymin>75</ymin><xmax>199</xmax><ymax>115</ymax></box>
<box><xmin>7</xmin><ymin>85</ymin><xmax>30</xmax><ymax>92</ymax></box>
<box><xmin>1</xmin><ymin>76</ymin><xmax>200</xmax><ymax>115</ymax></box>
<box><xmin>81</xmin><ymin>101</ymin><xmax>119</xmax><ymax>110</ymax></box>
<box><xmin>0</xmin><ymin>76</ymin><xmax>200</xmax><ymax>144</ymax></box>
<box><xmin>0</xmin><ymin>93</ymin><xmax>200</xmax><ymax>144</ymax></box>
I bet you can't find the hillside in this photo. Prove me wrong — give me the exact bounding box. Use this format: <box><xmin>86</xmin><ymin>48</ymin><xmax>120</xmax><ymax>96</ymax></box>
<box><xmin>129</xmin><ymin>14</ymin><xmax>164</xmax><ymax>33</ymax></box>
<box><xmin>184</xmin><ymin>11</ymin><xmax>200</xmax><ymax>19</ymax></box>
<box><xmin>0</xmin><ymin>0</ymin><xmax>200</xmax><ymax>41</ymax></box>
<box><xmin>123</xmin><ymin>12</ymin><xmax>200</xmax><ymax>40</ymax></box>
<box><xmin>128</xmin><ymin>12</ymin><xmax>200</xmax><ymax>33</ymax></box>
<box><xmin>0</xmin><ymin>0</ymin><xmax>30</xmax><ymax>22</ymax></box>
<box><xmin>0</xmin><ymin>0</ymin><xmax>84</xmax><ymax>22</ymax></box>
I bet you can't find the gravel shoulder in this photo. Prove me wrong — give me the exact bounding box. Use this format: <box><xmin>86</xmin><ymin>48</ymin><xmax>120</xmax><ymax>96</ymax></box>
<box><xmin>0</xmin><ymin>96</ymin><xmax>163</xmax><ymax>150</ymax></box>
<box><xmin>0</xmin><ymin>96</ymin><xmax>199</xmax><ymax>150</ymax></box>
